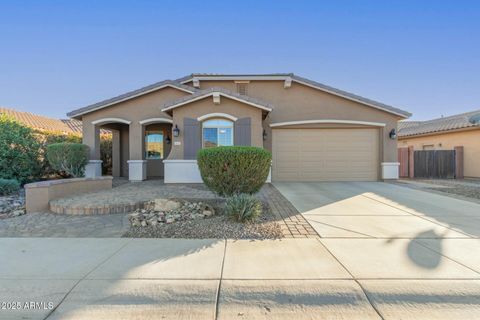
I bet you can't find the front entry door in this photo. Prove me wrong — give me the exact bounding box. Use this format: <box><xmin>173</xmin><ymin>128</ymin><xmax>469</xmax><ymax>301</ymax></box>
<box><xmin>145</xmin><ymin>127</ymin><xmax>171</xmax><ymax>177</ymax></box>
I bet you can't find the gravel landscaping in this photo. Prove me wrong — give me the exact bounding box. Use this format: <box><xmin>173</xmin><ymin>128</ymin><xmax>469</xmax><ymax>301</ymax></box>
<box><xmin>0</xmin><ymin>189</ymin><xmax>26</xmax><ymax>219</ymax></box>
<box><xmin>123</xmin><ymin>198</ymin><xmax>283</xmax><ymax>239</ymax></box>
<box><xmin>414</xmin><ymin>179</ymin><xmax>480</xmax><ymax>200</ymax></box>
<box><xmin>395</xmin><ymin>179</ymin><xmax>480</xmax><ymax>202</ymax></box>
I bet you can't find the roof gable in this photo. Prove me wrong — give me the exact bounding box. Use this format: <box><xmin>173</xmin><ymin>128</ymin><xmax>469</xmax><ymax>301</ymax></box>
<box><xmin>177</xmin><ymin>73</ymin><xmax>411</xmax><ymax>118</ymax></box>
<box><xmin>67</xmin><ymin>80</ymin><xmax>196</xmax><ymax>118</ymax></box>
<box><xmin>160</xmin><ymin>87</ymin><xmax>273</xmax><ymax>112</ymax></box>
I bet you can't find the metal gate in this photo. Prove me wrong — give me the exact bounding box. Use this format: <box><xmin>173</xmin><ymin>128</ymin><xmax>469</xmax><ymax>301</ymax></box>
<box><xmin>413</xmin><ymin>150</ymin><xmax>456</xmax><ymax>178</ymax></box>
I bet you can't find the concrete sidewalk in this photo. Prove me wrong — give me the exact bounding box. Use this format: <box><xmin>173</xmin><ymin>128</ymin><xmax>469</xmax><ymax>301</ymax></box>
<box><xmin>1</xmin><ymin>238</ymin><xmax>479</xmax><ymax>319</ymax></box>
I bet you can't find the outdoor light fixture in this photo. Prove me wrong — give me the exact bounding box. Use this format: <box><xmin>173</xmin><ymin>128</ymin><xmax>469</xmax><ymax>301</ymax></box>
<box><xmin>173</xmin><ymin>125</ymin><xmax>180</xmax><ymax>137</ymax></box>
<box><xmin>389</xmin><ymin>128</ymin><xmax>397</xmax><ymax>139</ymax></box>
<box><xmin>165</xmin><ymin>135</ymin><xmax>171</xmax><ymax>144</ymax></box>
<box><xmin>263</xmin><ymin>129</ymin><xmax>267</xmax><ymax>141</ymax></box>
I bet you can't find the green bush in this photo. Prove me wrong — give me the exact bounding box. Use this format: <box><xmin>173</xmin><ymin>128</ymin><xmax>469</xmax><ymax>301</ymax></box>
<box><xmin>197</xmin><ymin>146</ymin><xmax>271</xmax><ymax>197</ymax></box>
<box><xmin>0</xmin><ymin>113</ymin><xmax>42</xmax><ymax>184</ymax></box>
<box><xmin>46</xmin><ymin>143</ymin><xmax>90</xmax><ymax>177</ymax></box>
<box><xmin>225</xmin><ymin>193</ymin><xmax>262</xmax><ymax>222</ymax></box>
<box><xmin>37</xmin><ymin>131</ymin><xmax>82</xmax><ymax>177</ymax></box>
<box><xmin>0</xmin><ymin>179</ymin><xmax>20</xmax><ymax>195</ymax></box>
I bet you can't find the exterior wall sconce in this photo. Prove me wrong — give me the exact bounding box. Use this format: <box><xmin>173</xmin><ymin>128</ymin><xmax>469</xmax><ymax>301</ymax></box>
<box><xmin>263</xmin><ymin>129</ymin><xmax>267</xmax><ymax>141</ymax></box>
<box><xmin>389</xmin><ymin>128</ymin><xmax>397</xmax><ymax>139</ymax></box>
<box><xmin>165</xmin><ymin>135</ymin><xmax>171</xmax><ymax>144</ymax></box>
<box><xmin>173</xmin><ymin>125</ymin><xmax>180</xmax><ymax>137</ymax></box>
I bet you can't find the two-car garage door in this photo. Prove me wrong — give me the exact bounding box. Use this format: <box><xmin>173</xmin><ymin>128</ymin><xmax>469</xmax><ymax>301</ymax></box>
<box><xmin>272</xmin><ymin>128</ymin><xmax>379</xmax><ymax>181</ymax></box>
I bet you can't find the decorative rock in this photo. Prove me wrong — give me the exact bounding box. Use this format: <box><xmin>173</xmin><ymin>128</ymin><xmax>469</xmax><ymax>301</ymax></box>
<box><xmin>0</xmin><ymin>190</ymin><xmax>26</xmax><ymax>219</ymax></box>
<box><xmin>203</xmin><ymin>210</ymin><xmax>213</xmax><ymax>217</ymax></box>
<box><xmin>154</xmin><ymin>199</ymin><xmax>181</xmax><ymax>211</ymax></box>
<box><xmin>127</xmin><ymin>200</ymin><xmax>216</xmax><ymax>228</ymax></box>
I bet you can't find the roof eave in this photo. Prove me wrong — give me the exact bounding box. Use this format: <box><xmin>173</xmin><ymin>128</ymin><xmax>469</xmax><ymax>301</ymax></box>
<box><xmin>67</xmin><ymin>82</ymin><xmax>196</xmax><ymax>118</ymax></box>
<box><xmin>177</xmin><ymin>74</ymin><xmax>411</xmax><ymax>118</ymax></box>
<box><xmin>398</xmin><ymin>125</ymin><xmax>480</xmax><ymax>138</ymax></box>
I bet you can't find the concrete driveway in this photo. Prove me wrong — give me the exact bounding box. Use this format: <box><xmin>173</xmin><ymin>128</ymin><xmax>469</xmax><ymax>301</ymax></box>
<box><xmin>273</xmin><ymin>181</ymin><xmax>480</xmax><ymax>318</ymax></box>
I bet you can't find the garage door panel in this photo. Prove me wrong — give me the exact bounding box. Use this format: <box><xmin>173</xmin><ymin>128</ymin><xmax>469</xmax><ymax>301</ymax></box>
<box><xmin>273</xmin><ymin>128</ymin><xmax>379</xmax><ymax>181</ymax></box>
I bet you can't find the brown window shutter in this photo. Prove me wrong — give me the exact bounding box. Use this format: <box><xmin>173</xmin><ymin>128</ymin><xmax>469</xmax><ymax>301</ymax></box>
<box><xmin>183</xmin><ymin>118</ymin><xmax>201</xmax><ymax>159</ymax></box>
<box><xmin>234</xmin><ymin>117</ymin><xmax>251</xmax><ymax>146</ymax></box>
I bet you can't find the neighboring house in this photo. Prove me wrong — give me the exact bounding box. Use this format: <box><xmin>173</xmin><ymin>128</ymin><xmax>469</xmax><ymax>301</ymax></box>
<box><xmin>398</xmin><ymin>109</ymin><xmax>480</xmax><ymax>178</ymax></box>
<box><xmin>0</xmin><ymin>107</ymin><xmax>82</xmax><ymax>135</ymax></box>
<box><xmin>67</xmin><ymin>73</ymin><xmax>411</xmax><ymax>182</ymax></box>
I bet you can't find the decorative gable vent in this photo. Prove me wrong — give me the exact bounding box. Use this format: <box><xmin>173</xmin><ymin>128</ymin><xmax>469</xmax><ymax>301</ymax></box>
<box><xmin>235</xmin><ymin>82</ymin><xmax>249</xmax><ymax>96</ymax></box>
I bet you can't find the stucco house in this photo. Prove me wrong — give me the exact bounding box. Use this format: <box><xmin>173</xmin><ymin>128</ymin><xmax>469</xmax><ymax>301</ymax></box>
<box><xmin>398</xmin><ymin>109</ymin><xmax>480</xmax><ymax>178</ymax></box>
<box><xmin>67</xmin><ymin>73</ymin><xmax>411</xmax><ymax>183</ymax></box>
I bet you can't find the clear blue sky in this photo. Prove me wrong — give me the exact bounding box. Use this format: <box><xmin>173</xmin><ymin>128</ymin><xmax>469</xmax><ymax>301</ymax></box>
<box><xmin>1</xmin><ymin>0</ymin><xmax>479</xmax><ymax>120</ymax></box>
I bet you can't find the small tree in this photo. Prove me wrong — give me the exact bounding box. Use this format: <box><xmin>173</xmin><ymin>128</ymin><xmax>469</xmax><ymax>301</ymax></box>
<box><xmin>46</xmin><ymin>143</ymin><xmax>90</xmax><ymax>177</ymax></box>
<box><xmin>197</xmin><ymin>146</ymin><xmax>272</xmax><ymax>197</ymax></box>
<box><xmin>0</xmin><ymin>113</ymin><xmax>42</xmax><ymax>184</ymax></box>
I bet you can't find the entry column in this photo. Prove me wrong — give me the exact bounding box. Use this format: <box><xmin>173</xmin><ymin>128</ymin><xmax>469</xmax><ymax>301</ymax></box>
<box><xmin>83</xmin><ymin>121</ymin><xmax>102</xmax><ymax>178</ymax></box>
<box><xmin>128</xmin><ymin>121</ymin><xmax>147</xmax><ymax>181</ymax></box>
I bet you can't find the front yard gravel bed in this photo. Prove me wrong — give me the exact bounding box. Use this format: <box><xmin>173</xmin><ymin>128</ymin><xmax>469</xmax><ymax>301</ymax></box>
<box><xmin>417</xmin><ymin>179</ymin><xmax>480</xmax><ymax>201</ymax></box>
<box><xmin>123</xmin><ymin>200</ymin><xmax>283</xmax><ymax>239</ymax></box>
<box><xmin>0</xmin><ymin>190</ymin><xmax>26</xmax><ymax>219</ymax></box>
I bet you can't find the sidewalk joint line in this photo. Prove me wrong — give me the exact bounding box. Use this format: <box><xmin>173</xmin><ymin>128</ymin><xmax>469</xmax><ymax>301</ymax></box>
<box><xmin>413</xmin><ymin>240</ymin><xmax>480</xmax><ymax>275</ymax></box>
<box><xmin>214</xmin><ymin>239</ymin><xmax>227</xmax><ymax>320</ymax></box>
<box><xmin>316</xmin><ymin>238</ymin><xmax>385</xmax><ymax>320</ymax></box>
<box><xmin>42</xmin><ymin>238</ymin><xmax>133</xmax><ymax>320</ymax></box>
<box><xmin>361</xmin><ymin>193</ymin><xmax>474</xmax><ymax>238</ymax></box>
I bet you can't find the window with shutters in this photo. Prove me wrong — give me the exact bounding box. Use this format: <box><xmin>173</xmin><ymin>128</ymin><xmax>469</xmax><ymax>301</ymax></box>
<box><xmin>236</xmin><ymin>83</ymin><xmax>248</xmax><ymax>96</ymax></box>
<box><xmin>202</xmin><ymin>119</ymin><xmax>234</xmax><ymax>148</ymax></box>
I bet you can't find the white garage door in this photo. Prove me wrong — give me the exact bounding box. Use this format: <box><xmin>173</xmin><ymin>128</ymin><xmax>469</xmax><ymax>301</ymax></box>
<box><xmin>272</xmin><ymin>128</ymin><xmax>379</xmax><ymax>181</ymax></box>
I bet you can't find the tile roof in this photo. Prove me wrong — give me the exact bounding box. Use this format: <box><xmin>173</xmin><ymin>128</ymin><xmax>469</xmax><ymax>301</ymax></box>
<box><xmin>67</xmin><ymin>80</ymin><xmax>197</xmax><ymax>118</ymax></box>
<box><xmin>160</xmin><ymin>86</ymin><xmax>274</xmax><ymax>112</ymax></box>
<box><xmin>398</xmin><ymin>109</ymin><xmax>480</xmax><ymax>137</ymax></box>
<box><xmin>177</xmin><ymin>73</ymin><xmax>411</xmax><ymax>118</ymax></box>
<box><xmin>0</xmin><ymin>107</ymin><xmax>77</xmax><ymax>134</ymax></box>
<box><xmin>61</xmin><ymin>118</ymin><xmax>83</xmax><ymax>134</ymax></box>
<box><xmin>67</xmin><ymin>73</ymin><xmax>411</xmax><ymax>118</ymax></box>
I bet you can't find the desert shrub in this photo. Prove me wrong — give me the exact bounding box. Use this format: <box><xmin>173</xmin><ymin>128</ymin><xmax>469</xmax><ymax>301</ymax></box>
<box><xmin>225</xmin><ymin>193</ymin><xmax>262</xmax><ymax>222</ymax></box>
<box><xmin>37</xmin><ymin>131</ymin><xmax>82</xmax><ymax>177</ymax></box>
<box><xmin>197</xmin><ymin>146</ymin><xmax>271</xmax><ymax>197</ymax></box>
<box><xmin>0</xmin><ymin>179</ymin><xmax>20</xmax><ymax>195</ymax></box>
<box><xmin>0</xmin><ymin>113</ymin><xmax>42</xmax><ymax>184</ymax></box>
<box><xmin>46</xmin><ymin>143</ymin><xmax>90</xmax><ymax>177</ymax></box>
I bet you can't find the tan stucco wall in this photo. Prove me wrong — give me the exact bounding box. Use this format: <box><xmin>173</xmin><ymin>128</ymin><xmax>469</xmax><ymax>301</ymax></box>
<box><xmin>199</xmin><ymin>80</ymin><xmax>402</xmax><ymax>162</ymax></box>
<box><xmin>25</xmin><ymin>177</ymin><xmax>113</xmax><ymax>213</ymax></box>
<box><xmin>398</xmin><ymin>129</ymin><xmax>480</xmax><ymax>178</ymax></box>
<box><xmin>168</xmin><ymin>96</ymin><xmax>263</xmax><ymax>159</ymax></box>
<box><xmin>81</xmin><ymin>87</ymin><xmax>187</xmax><ymax>160</ymax></box>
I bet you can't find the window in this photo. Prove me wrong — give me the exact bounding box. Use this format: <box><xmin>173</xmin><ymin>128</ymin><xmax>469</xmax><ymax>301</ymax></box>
<box><xmin>202</xmin><ymin>119</ymin><xmax>233</xmax><ymax>148</ymax></box>
<box><xmin>145</xmin><ymin>131</ymin><xmax>164</xmax><ymax>159</ymax></box>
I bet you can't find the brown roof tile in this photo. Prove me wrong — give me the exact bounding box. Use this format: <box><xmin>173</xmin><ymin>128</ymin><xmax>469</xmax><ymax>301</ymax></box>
<box><xmin>398</xmin><ymin>109</ymin><xmax>480</xmax><ymax>137</ymax></box>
